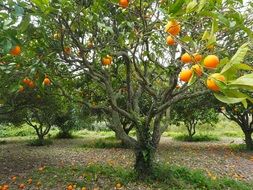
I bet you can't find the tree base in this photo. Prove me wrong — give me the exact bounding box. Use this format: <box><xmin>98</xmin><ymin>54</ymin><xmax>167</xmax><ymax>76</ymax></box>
<box><xmin>134</xmin><ymin>149</ymin><xmax>154</xmax><ymax>179</ymax></box>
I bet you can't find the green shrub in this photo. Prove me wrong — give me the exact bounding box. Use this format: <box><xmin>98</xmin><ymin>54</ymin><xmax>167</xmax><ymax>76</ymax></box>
<box><xmin>82</xmin><ymin>137</ymin><xmax>125</xmax><ymax>149</ymax></box>
<box><xmin>27</xmin><ymin>139</ymin><xmax>53</xmax><ymax>146</ymax></box>
<box><xmin>174</xmin><ymin>134</ymin><xmax>219</xmax><ymax>142</ymax></box>
<box><xmin>229</xmin><ymin>144</ymin><xmax>253</xmax><ymax>152</ymax></box>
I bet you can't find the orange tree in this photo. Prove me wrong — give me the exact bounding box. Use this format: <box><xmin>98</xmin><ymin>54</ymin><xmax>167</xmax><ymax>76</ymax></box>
<box><xmin>220</xmin><ymin>103</ymin><xmax>253</xmax><ymax>150</ymax></box>
<box><xmin>1</xmin><ymin>0</ymin><xmax>253</xmax><ymax>177</ymax></box>
<box><xmin>171</xmin><ymin>93</ymin><xmax>218</xmax><ymax>140</ymax></box>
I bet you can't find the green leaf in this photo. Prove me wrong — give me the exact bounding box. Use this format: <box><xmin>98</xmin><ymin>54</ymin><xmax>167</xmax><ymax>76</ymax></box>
<box><xmin>232</xmin><ymin>63</ymin><xmax>253</xmax><ymax>71</ymax></box>
<box><xmin>169</xmin><ymin>0</ymin><xmax>185</xmax><ymax>14</ymax></box>
<box><xmin>221</xmin><ymin>43</ymin><xmax>249</xmax><ymax>74</ymax></box>
<box><xmin>18</xmin><ymin>16</ymin><xmax>31</xmax><ymax>32</ymax></box>
<box><xmin>229</xmin><ymin>73</ymin><xmax>253</xmax><ymax>89</ymax></box>
<box><xmin>186</xmin><ymin>0</ymin><xmax>198</xmax><ymax>13</ymax></box>
<box><xmin>197</xmin><ymin>0</ymin><xmax>206</xmax><ymax>13</ymax></box>
<box><xmin>214</xmin><ymin>93</ymin><xmax>246</xmax><ymax>104</ymax></box>
<box><xmin>201</xmin><ymin>30</ymin><xmax>209</xmax><ymax>40</ymax></box>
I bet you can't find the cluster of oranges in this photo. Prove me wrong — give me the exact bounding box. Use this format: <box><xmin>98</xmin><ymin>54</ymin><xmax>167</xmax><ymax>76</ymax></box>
<box><xmin>8</xmin><ymin>44</ymin><xmax>52</xmax><ymax>93</ymax></box>
<box><xmin>0</xmin><ymin>177</ymin><xmax>41</xmax><ymax>190</ymax></box>
<box><xmin>18</xmin><ymin>75</ymin><xmax>51</xmax><ymax>93</ymax></box>
<box><xmin>165</xmin><ymin>19</ymin><xmax>226</xmax><ymax>92</ymax></box>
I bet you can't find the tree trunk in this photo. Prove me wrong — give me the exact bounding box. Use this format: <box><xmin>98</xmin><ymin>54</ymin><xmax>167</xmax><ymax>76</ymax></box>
<box><xmin>134</xmin><ymin>145</ymin><xmax>154</xmax><ymax>179</ymax></box>
<box><xmin>37</xmin><ymin>134</ymin><xmax>45</xmax><ymax>146</ymax></box>
<box><xmin>135</xmin><ymin>122</ymin><xmax>155</xmax><ymax>179</ymax></box>
<box><xmin>244</xmin><ymin>131</ymin><xmax>253</xmax><ymax>150</ymax></box>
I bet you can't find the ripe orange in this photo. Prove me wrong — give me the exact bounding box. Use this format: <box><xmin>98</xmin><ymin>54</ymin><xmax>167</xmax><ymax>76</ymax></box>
<box><xmin>102</xmin><ymin>55</ymin><xmax>112</xmax><ymax>65</ymax></box>
<box><xmin>27</xmin><ymin>178</ymin><xmax>32</xmax><ymax>184</ymax></box>
<box><xmin>119</xmin><ymin>0</ymin><xmax>129</xmax><ymax>8</ymax></box>
<box><xmin>10</xmin><ymin>45</ymin><xmax>21</xmax><ymax>56</ymax></box>
<box><xmin>28</xmin><ymin>80</ymin><xmax>35</xmax><ymax>88</ymax></box>
<box><xmin>115</xmin><ymin>183</ymin><xmax>123</xmax><ymax>189</ymax></box>
<box><xmin>206</xmin><ymin>73</ymin><xmax>225</xmax><ymax>91</ymax></box>
<box><xmin>179</xmin><ymin>69</ymin><xmax>193</xmax><ymax>82</ymax></box>
<box><xmin>193</xmin><ymin>53</ymin><xmax>202</xmax><ymax>63</ymax></box>
<box><xmin>165</xmin><ymin>20</ymin><xmax>180</xmax><ymax>36</ymax></box>
<box><xmin>2</xmin><ymin>184</ymin><xmax>9</xmax><ymax>190</ymax></box>
<box><xmin>43</xmin><ymin>78</ymin><xmax>51</xmax><ymax>85</ymax></box>
<box><xmin>64</xmin><ymin>47</ymin><xmax>71</xmax><ymax>55</ymax></box>
<box><xmin>19</xmin><ymin>184</ymin><xmax>25</xmax><ymax>189</ymax></box>
<box><xmin>67</xmin><ymin>185</ymin><xmax>73</xmax><ymax>190</ymax></box>
<box><xmin>166</xmin><ymin>35</ymin><xmax>175</xmax><ymax>45</ymax></box>
<box><xmin>191</xmin><ymin>64</ymin><xmax>203</xmax><ymax>77</ymax></box>
<box><xmin>18</xmin><ymin>86</ymin><xmax>25</xmax><ymax>93</ymax></box>
<box><xmin>181</xmin><ymin>53</ymin><xmax>192</xmax><ymax>64</ymax></box>
<box><xmin>23</xmin><ymin>78</ymin><xmax>31</xmax><ymax>86</ymax></box>
<box><xmin>204</xmin><ymin>55</ymin><xmax>219</xmax><ymax>69</ymax></box>
<box><xmin>11</xmin><ymin>176</ymin><xmax>17</xmax><ymax>181</ymax></box>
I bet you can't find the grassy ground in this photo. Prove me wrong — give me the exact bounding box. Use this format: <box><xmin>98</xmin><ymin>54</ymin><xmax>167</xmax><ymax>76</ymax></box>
<box><xmin>1</xmin><ymin>164</ymin><xmax>252</xmax><ymax>190</ymax></box>
<box><xmin>0</xmin><ymin>116</ymin><xmax>252</xmax><ymax>189</ymax></box>
<box><xmin>163</xmin><ymin>114</ymin><xmax>244</xmax><ymax>140</ymax></box>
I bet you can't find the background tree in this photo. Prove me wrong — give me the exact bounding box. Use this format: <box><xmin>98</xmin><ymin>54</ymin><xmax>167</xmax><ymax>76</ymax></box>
<box><xmin>220</xmin><ymin>103</ymin><xmax>253</xmax><ymax>150</ymax></box>
<box><xmin>171</xmin><ymin>94</ymin><xmax>219</xmax><ymax>140</ymax></box>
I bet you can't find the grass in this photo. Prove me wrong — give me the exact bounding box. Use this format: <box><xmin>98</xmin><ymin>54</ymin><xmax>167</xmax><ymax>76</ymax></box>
<box><xmin>0</xmin><ymin>124</ymin><xmax>35</xmax><ymax>138</ymax></box>
<box><xmin>27</xmin><ymin>138</ymin><xmax>53</xmax><ymax>146</ymax></box>
<box><xmin>82</xmin><ymin>136</ymin><xmax>127</xmax><ymax>149</ymax></box>
<box><xmin>173</xmin><ymin>134</ymin><xmax>220</xmax><ymax>142</ymax></box>
<box><xmin>163</xmin><ymin>114</ymin><xmax>244</xmax><ymax>139</ymax></box>
<box><xmin>229</xmin><ymin>144</ymin><xmax>253</xmax><ymax>152</ymax></box>
<box><xmin>3</xmin><ymin>164</ymin><xmax>252</xmax><ymax>190</ymax></box>
<box><xmin>0</xmin><ymin>124</ymin><xmax>59</xmax><ymax>138</ymax></box>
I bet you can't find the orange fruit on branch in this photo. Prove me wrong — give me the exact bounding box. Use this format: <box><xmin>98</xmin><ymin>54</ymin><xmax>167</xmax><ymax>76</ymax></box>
<box><xmin>43</xmin><ymin>78</ymin><xmax>51</xmax><ymax>86</ymax></box>
<box><xmin>206</xmin><ymin>73</ymin><xmax>225</xmax><ymax>91</ymax></box>
<box><xmin>10</xmin><ymin>45</ymin><xmax>21</xmax><ymax>56</ymax></box>
<box><xmin>166</xmin><ymin>35</ymin><xmax>175</xmax><ymax>46</ymax></box>
<box><xmin>191</xmin><ymin>64</ymin><xmax>203</xmax><ymax>77</ymax></box>
<box><xmin>179</xmin><ymin>69</ymin><xmax>193</xmax><ymax>82</ymax></box>
<box><xmin>119</xmin><ymin>0</ymin><xmax>129</xmax><ymax>8</ymax></box>
<box><xmin>204</xmin><ymin>55</ymin><xmax>219</xmax><ymax>69</ymax></box>
<box><xmin>193</xmin><ymin>53</ymin><xmax>202</xmax><ymax>63</ymax></box>
<box><xmin>165</xmin><ymin>20</ymin><xmax>180</xmax><ymax>36</ymax></box>
<box><xmin>181</xmin><ymin>53</ymin><xmax>192</xmax><ymax>64</ymax></box>
<box><xmin>102</xmin><ymin>55</ymin><xmax>112</xmax><ymax>65</ymax></box>
<box><xmin>28</xmin><ymin>80</ymin><xmax>35</xmax><ymax>88</ymax></box>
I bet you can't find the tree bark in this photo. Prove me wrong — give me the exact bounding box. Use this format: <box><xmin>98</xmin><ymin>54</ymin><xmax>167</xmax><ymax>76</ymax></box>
<box><xmin>134</xmin><ymin>144</ymin><xmax>154</xmax><ymax>179</ymax></box>
<box><xmin>244</xmin><ymin>131</ymin><xmax>253</xmax><ymax>150</ymax></box>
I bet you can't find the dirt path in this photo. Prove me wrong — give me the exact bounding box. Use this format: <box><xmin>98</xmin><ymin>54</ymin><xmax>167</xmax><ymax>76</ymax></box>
<box><xmin>0</xmin><ymin>137</ymin><xmax>253</xmax><ymax>183</ymax></box>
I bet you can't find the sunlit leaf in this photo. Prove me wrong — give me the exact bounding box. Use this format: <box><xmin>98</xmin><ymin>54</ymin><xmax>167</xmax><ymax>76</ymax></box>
<box><xmin>221</xmin><ymin>43</ymin><xmax>249</xmax><ymax>74</ymax></box>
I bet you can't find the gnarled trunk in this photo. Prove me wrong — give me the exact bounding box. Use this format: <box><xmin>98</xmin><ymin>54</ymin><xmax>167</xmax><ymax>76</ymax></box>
<box><xmin>134</xmin><ymin>145</ymin><xmax>154</xmax><ymax>178</ymax></box>
<box><xmin>244</xmin><ymin>131</ymin><xmax>253</xmax><ymax>150</ymax></box>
